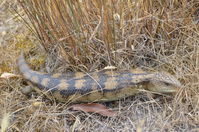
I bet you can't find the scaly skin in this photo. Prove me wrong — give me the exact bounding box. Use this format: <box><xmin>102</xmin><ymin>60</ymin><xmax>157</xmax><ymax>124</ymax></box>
<box><xmin>18</xmin><ymin>52</ymin><xmax>181</xmax><ymax>103</ymax></box>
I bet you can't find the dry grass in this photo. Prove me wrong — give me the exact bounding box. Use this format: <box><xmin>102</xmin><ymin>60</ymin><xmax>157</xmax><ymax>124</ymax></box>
<box><xmin>0</xmin><ymin>0</ymin><xmax>199</xmax><ymax>131</ymax></box>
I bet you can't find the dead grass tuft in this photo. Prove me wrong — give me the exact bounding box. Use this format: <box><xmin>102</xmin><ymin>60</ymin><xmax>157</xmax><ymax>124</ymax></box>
<box><xmin>0</xmin><ymin>0</ymin><xmax>199</xmax><ymax>131</ymax></box>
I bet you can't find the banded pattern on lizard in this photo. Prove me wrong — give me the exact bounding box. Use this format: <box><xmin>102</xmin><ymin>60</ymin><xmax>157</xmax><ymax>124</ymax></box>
<box><xmin>18</xmin><ymin>52</ymin><xmax>181</xmax><ymax>103</ymax></box>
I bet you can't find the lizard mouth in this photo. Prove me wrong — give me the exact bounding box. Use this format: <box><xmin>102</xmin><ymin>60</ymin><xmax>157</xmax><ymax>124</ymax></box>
<box><xmin>147</xmin><ymin>83</ymin><xmax>180</xmax><ymax>94</ymax></box>
<box><xmin>161</xmin><ymin>88</ymin><xmax>179</xmax><ymax>93</ymax></box>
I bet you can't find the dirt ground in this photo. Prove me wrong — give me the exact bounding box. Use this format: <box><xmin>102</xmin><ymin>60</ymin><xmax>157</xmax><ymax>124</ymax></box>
<box><xmin>0</xmin><ymin>0</ymin><xmax>199</xmax><ymax>132</ymax></box>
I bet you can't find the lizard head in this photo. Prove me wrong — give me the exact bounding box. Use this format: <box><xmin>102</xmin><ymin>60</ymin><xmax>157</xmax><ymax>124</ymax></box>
<box><xmin>147</xmin><ymin>72</ymin><xmax>181</xmax><ymax>94</ymax></box>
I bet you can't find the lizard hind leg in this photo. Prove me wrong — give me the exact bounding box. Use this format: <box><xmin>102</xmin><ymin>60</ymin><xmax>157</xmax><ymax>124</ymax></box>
<box><xmin>21</xmin><ymin>82</ymin><xmax>35</xmax><ymax>95</ymax></box>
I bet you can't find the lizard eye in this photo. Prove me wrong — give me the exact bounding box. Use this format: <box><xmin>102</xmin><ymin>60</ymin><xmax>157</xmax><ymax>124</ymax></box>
<box><xmin>163</xmin><ymin>82</ymin><xmax>171</xmax><ymax>86</ymax></box>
